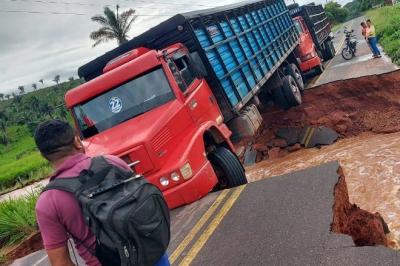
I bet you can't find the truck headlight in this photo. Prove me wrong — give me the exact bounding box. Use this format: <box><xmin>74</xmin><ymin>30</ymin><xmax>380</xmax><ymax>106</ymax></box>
<box><xmin>160</xmin><ymin>177</ymin><xmax>169</xmax><ymax>186</ymax></box>
<box><xmin>171</xmin><ymin>172</ymin><xmax>180</xmax><ymax>182</ymax></box>
<box><xmin>180</xmin><ymin>163</ymin><xmax>193</xmax><ymax>180</ymax></box>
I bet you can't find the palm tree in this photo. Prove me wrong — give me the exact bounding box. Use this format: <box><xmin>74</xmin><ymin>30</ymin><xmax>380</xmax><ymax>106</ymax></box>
<box><xmin>53</xmin><ymin>75</ymin><xmax>60</xmax><ymax>85</ymax></box>
<box><xmin>0</xmin><ymin>94</ymin><xmax>4</xmax><ymax>101</ymax></box>
<box><xmin>18</xmin><ymin>86</ymin><xmax>25</xmax><ymax>95</ymax></box>
<box><xmin>5</xmin><ymin>94</ymin><xmax>10</xmax><ymax>100</ymax></box>
<box><xmin>39</xmin><ymin>79</ymin><xmax>44</xmax><ymax>85</ymax></box>
<box><xmin>90</xmin><ymin>5</ymin><xmax>137</xmax><ymax>47</ymax></box>
<box><xmin>32</xmin><ymin>83</ymin><xmax>37</xmax><ymax>91</ymax></box>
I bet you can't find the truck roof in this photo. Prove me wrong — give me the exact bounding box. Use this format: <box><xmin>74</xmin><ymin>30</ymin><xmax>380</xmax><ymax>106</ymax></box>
<box><xmin>78</xmin><ymin>0</ymin><xmax>274</xmax><ymax>81</ymax></box>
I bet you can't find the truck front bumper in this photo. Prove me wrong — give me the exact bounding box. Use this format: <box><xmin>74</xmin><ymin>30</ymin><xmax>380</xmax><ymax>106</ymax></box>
<box><xmin>299</xmin><ymin>56</ymin><xmax>322</xmax><ymax>73</ymax></box>
<box><xmin>163</xmin><ymin>161</ymin><xmax>218</xmax><ymax>209</ymax></box>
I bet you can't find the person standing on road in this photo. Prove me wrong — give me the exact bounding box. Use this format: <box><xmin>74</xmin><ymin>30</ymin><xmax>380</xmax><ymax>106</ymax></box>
<box><xmin>366</xmin><ymin>19</ymin><xmax>381</xmax><ymax>58</ymax></box>
<box><xmin>34</xmin><ymin>120</ymin><xmax>170</xmax><ymax>266</ymax></box>
<box><xmin>361</xmin><ymin>22</ymin><xmax>373</xmax><ymax>54</ymax></box>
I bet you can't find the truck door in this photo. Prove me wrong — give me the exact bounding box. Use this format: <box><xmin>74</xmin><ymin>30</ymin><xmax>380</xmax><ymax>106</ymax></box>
<box><xmin>168</xmin><ymin>53</ymin><xmax>222</xmax><ymax>126</ymax></box>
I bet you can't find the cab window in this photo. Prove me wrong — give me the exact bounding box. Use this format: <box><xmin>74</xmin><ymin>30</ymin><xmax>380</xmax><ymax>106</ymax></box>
<box><xmin>170</xmin><ymin>56</ymin><xmax>196</xmax><ymax>93</ymax></box>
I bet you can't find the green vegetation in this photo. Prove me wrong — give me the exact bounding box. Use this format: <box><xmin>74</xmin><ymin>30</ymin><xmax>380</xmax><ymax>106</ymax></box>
<box><xmin>0</xmin><ymin>80</ymin><xmax>83</xmax><ymax>193</ymax></box>
<box><xmin>325</xmin><ymin>2</ymin><xmax>349</xmax><ymax>25</ymax></box>
<box><xmin>0</xmin><ymin>192</ymin><xmax>39</xmax><ymax>247</ymax></box>
<box><xmin>367</xmin><ymin>6</ymin><xmax>400</xmax><ymax>64</ymax></box>
<box><xmin>344</xmin><ymin>0</ymin><xmax>385</xmax><ymax>19</ymax></box>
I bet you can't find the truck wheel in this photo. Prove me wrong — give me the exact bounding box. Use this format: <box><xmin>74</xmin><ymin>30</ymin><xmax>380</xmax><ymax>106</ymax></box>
<box><xmin>208</xmin><ymin>147</ymin><xmax>247</xmax><ymax>189</ymax></box>
<box><xmin>273</xmin><ymin>86</ymin><xmax>291</xmax><ymax>110</ymax></box>
<box><xmin>324</xmin><ymin>40</ymin><xmax>335</xmax><ymax>60</ymax></box>
<box><xmin>287</xmin><ymin>64</ymin><xmax>304</xmax><ymax>92</ymax></box>
<box><xmin>315</xmin><ymin>63</ymin><xmax>324</xmax><ymax>75</ymax></box>
<box><xmin>282</xmin><ymin>75</ymin><xmax>302</xmax><ymax>106</ymax></box>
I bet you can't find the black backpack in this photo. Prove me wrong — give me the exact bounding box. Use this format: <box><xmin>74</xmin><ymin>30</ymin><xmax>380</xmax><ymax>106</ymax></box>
<box><xmin>43</xmin><ymin>156</ymin><xmax>170</xmax><ymax>266</ymax></box>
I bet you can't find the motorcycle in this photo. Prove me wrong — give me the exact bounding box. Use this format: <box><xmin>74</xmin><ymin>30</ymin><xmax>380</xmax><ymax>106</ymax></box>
<box><xmin>341</xmin><ymin>28</ymin><xmax>358</xmax><ymax>60</ymax></box>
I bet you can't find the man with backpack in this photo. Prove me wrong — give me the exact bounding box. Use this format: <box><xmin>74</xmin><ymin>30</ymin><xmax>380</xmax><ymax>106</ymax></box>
<box><xmin>34</xmin><ymin>120</ymin><xmax>170</xmax><ymax>266</ymax></box>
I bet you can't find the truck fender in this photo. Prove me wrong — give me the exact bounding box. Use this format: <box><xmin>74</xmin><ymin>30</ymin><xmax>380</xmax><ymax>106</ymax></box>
<box><xmin>201</xmin><ymin>122</ymin><xmax>235</xmax><ymax>154</ymax></box>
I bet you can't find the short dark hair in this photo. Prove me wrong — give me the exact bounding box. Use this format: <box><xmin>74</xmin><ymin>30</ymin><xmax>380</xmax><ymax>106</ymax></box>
<box><xmin>34</xmin><ymin>120</ymin><xmax>75</xmax><ymax>158</ymax></box>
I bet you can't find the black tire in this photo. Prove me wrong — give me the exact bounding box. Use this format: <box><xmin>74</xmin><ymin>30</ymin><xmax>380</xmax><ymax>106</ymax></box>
<box><xmin>341</xmin><ymin>47</ymin><xmax>353</xmax><ymax>60</ymax></box>
<box><xmin>316</xmin><ymin>49</ymin><xmax>324</xmax><ymax>62</ymax></box>
<box><xmin>208</xmin><ymin>147</ymin><xmax>247</xmax><ymax>189</ymax></box>
<box><xmin>282</xmin><ymin>75</ymin><xmax>302</xmax><ymax>107</ymax></box>
<box><xmin>314</xmin><ymin>63</ymin><xmax>324</xmax><ymax>75</ymax></box>
<box><xmin>287</xmin><ymin>64</ymin><xmax>304</xmax><ymax>92</ymax></box>
<box><xmin>324</xmin><ymin>40</ymin><xmax>335</xmax><ymax>60</ymax></box>
<box><xmin>273</xmin><ymin>86</ymin><xmax>291</xmax><ymax>110</ymax></box>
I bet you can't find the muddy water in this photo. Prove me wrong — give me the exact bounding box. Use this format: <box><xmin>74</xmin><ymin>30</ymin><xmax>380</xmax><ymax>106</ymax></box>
<box><xmin>246</xmin><ymin>132</ymin><xmax>400</xmax><ymax>246</ymax></box>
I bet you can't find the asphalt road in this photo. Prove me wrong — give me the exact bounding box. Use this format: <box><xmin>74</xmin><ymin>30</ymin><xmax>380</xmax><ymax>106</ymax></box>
<box><xmin>307</xmin><ymin>16</ymin><xmax>398</xmax><ymax>88</ymax></box>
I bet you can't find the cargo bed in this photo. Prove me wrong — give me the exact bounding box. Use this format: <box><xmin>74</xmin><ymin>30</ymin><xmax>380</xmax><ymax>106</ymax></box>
<box><xmin>78</xmin><ymin>0</ymin><xmax>299</xmax><ymax>121</ymax></box>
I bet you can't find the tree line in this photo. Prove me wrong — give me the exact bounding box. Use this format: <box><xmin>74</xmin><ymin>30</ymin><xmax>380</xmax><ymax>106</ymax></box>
<box><xmin>0</xmin><ymin>79</ymin><xmax>83</xmax><ymax>145</ymax></box>
<box><xmin>324</xmin><ymin>0</ymin><xmax>386</xmax><ymax>25</ymax></box>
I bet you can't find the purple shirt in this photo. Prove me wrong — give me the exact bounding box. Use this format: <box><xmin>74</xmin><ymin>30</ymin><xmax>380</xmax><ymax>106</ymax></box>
<box><xmin>35</xmin><ymin>153</ymin><xmax>131</xmax><ymax>266</ymax></box>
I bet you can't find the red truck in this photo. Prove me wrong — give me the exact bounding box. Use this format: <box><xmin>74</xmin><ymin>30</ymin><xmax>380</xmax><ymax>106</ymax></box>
<box><xmin>289</xmin><ymin>3</ymin><xmax>335</xmax><ymax>74</ymax></box>
<box><xmin>66</xmin><ymin>0</ymin><xmax>333</xmax><ymax>209</ymax></box>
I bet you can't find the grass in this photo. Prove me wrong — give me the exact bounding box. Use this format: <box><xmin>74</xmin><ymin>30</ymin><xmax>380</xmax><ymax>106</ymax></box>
<box><xmin>366</xmin><ymin>6</ymin><xmax>400</xmax><ymax>65</ymax></box>
<box><xmin>332</xmin><ymin>22</ymin><xmax>344</xmax><ymax>32</ymax></box>
<box><xmin>0</xmin><ymin>191</ymin><xmax>39</xmax><ymax>248</ymax></box>
<box><xmin>0</xmin><ymin>126</ymin><xmax>52</xmax><ymax>193</ymax></box>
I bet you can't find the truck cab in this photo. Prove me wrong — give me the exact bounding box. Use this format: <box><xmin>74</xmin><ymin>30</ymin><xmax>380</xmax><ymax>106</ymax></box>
<box><xmin>293</xmin><ymin>16</ymin><xmax>324</xmax><ymax>74</ymax></box>
<box><xmin>65</xmin><ymin>43</ymin><xmax>247</xmax><ymax>209</ymax></box>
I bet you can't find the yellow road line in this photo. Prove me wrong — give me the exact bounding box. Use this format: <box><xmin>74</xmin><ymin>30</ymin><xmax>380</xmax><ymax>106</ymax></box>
<box><xmin>169</xmin><ymin>189</ymin><xmax>230</xmax><ymax>264</ymax></box>
<box><xmin>179</xmin><ymin>185</ymin><xmax>246</xmax><ymax>266</ymax></box>
<box><xmin>304</xmin><ymin>127</ymin><xmax>315</xmax><ymax>148</ymax></box>
<box><xmin>301</xmin><ymin>126</ymin><xmax>312</xmax><ymax>144</ymax></box>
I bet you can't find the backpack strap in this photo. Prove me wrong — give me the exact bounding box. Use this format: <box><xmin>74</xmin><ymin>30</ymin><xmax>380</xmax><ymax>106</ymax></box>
<box><xmin>42</xmin><ymin>156</ymin><xmax>109</xmax><ymax>195</ymax></box>
<box><xmin>42</xmin><ymin>177</ymin><xmax>83</xmax><ymax>194</ymax></box>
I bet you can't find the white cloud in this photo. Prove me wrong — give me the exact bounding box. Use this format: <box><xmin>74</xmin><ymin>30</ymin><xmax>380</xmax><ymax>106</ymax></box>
<box><xmin>0</xmin><ymin>0</ymin><xmax>351</xmax><ymax>94</ymax></box>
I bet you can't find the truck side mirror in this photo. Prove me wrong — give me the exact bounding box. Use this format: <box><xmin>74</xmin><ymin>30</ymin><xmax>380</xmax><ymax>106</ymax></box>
<box><xmin>189</xmin><ymin>52</ymin><xmax>207</xmax><ymax>78</ymax></box>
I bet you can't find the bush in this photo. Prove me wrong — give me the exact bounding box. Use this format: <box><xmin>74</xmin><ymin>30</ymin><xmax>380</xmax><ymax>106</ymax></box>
<box><xmin>0</xmin><ymin>191</ymin><xmax>39</xmax><ymax>247</ymax></box>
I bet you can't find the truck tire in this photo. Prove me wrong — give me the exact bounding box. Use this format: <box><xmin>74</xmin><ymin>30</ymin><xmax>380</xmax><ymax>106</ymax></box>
<box><xmin>208</xmin><ymin>147</ymin><xmax>247</xmax><ymax>189</ymax></box>
<box><xmin>315</xmin><ymin>63</ymin><xmax>324</xmax><ymax>75</ymax></box>
<box><xmin>282</xmin><ymin>75</ymin><xmax>302</xmax><ymax>107</ymax></box>
<box><xmin>287</xmin><ymin>64</ymin><xmax>304</xmax><ymax>92</ymax></box>
<box><xmin>273</xmin><ymin>86</ymin><xmax>291</xmax><ymax>110</ymax></box>
<box><xmin>324</xmin><ymin>40</ymin><xmax>335</xmax><ymax>60</ymax></box>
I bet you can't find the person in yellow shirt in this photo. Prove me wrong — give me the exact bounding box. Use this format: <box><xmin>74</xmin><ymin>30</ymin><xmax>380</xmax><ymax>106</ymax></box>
<box><xmin>366</xmin><ymin>19</ymin><xmax>381</xmax><ymax>58</ymax></box>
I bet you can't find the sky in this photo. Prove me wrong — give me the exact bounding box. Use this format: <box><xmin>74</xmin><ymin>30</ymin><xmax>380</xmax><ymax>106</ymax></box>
<box><xmin>0</xmin><ymin>0</ymin><xmax>351</xmax><ymax>95</ymax></box>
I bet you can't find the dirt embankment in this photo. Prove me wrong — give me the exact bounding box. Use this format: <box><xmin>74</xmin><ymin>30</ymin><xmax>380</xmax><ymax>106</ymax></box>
<box><xmin>332</xmin><ymin>167</ymin><xmax>391</xmax><ymax>247</ymax></box>
<box><xmin>264</xmin><ymin>70</ymin><xmax>400</xmax><ymax>135</ymax></box>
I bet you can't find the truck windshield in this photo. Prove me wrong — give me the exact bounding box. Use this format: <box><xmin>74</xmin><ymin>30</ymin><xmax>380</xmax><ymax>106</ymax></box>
<box><xmin>73</xmin><ymin>67</ymin><xmax>174</xmax><ymax>139</ymax></box>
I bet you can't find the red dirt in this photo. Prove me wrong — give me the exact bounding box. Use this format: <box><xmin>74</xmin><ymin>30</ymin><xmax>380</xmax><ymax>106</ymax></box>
<box><xmin>262</xmin><ymin>70</ymin><xmax>400</xmax><ymax>137</ymax></box>
<box><xmin>4</xmin><ymin>232</ymin><xmax>43</xmax><ymax>261</ymax></box>
<box><xmin>332</xmin><ymin>167</ymin><xmax>388</xmax><ymax>247</ymax></box>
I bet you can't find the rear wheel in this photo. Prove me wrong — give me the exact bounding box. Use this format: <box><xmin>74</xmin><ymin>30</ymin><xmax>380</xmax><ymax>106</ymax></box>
<box><xmin>287</xmin><ymin>64</ymin><xmax>304</xmax><ymax>92</ymax></box>
<box><xmin>324</xmin><ymin>40</ymin><xmax>336</xmax><ymax>60</ymax></box>
<box><xmin>315</xmin><ymin>63</ymin><xmax>324</xmax><ymax>75</ymax></box>
<box><xmin>209</xmin><ymin>147</ymin><xmax>247</xmax><ymax>189</ymax></box>
<box><xmin>341</xmin><ymin>47</ymin><xmax>353</xmax><ymax>60</ymax></box>
<box><xmin>282</xmin><ymin>75</ymin><xmax>302</xmax><ymax>106</ymax></box>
